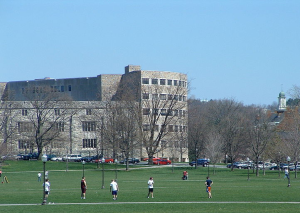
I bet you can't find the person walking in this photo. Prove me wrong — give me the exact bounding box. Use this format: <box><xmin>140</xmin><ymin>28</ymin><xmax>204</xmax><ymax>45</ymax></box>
<box><xmin>43</xmin><ymin>179</ymin><xmax>50</xmax><ymax>202</ymax></box>
<box><xmin>205</xmin><ymin>176</ymin><xmax>213</xmax><ymax>198</ymax></box>
<box><xmin>45</xmin><ymin>171</ymin><xmax>49</xmax><ymax>179</ymax></box>
<box><xmin>110</xmin><ymin>179</ymin><xmax>119</xmax><ymax>200</ymax></box>
<box><xmin>81</xmin><ymin>176</ymin><xmax>87</xmax><ymax>199</ymax></box>
<box><xmin>147</xmin><ymin>177</ymin><xmax>154</xmax><ymax>198</ymax></box>
<box><xmin>38</xmin><ymin>172</ymin><xmax>42</xmax><ymax>182</ymax></box>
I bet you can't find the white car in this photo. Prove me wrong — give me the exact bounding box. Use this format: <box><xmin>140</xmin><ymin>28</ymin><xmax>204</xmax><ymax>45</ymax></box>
<box><xmin>62</xmin><ymin>154</ymin><xmax>82</xmax><ymax>162</ymax></box>
<box><xmin>51</xmin><ymin>156</ymin><xmax>63</xmax><ymax>161</ymax></box>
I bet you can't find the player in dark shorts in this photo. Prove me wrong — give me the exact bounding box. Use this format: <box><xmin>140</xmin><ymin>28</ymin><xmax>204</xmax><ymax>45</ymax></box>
<box><xmin>81</xmin><ymin>176</ymin><xmax>87</xmax><ymax>199</ymax></box>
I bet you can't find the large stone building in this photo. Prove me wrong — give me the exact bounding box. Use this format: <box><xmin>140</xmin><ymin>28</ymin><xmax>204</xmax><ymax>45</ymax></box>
<box><xmin>0</xmin><ymin>65</ymin><xmax>189</xmax><ymax>162</ymax></box>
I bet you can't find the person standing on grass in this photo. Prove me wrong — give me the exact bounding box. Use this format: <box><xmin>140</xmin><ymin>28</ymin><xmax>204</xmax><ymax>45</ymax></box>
<box><xmin>147</xmin><ymin>177</ymin><xmax>154</xmax><ymax>198</ymax></box>
<box><xmin>205</xmin><ymin>176</ymin><xmax>213</xmax><ymax>198</ymax></box>
<box><xmin>110</xmin><ymin>179</ymin><xmax>119</xmax><ymax>200</ymax></box>
<box><xmin>38</xmin><ymin>172</ymin><xmax>41</xmax><ymax>182</ymax></box>
<box><xmin>43</xmin><ymin>179</ymin><xmax>50</xmax><ymax>201</ymax></box>
<box><xmin>81</xmin><ymin>176</ymin><xmax>87</xmax><ymax>199</ymax></box>
<box><xmin>284</xmin><ymin>168</ymin><xmax>289</xmax><ymax>179</ymax></box>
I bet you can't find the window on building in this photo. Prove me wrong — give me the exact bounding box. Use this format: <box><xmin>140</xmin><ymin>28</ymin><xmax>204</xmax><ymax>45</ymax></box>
<box><xmin>160</xmin><ymin>94</ymin><xmax>166</xmax><ymax>100</ymax></box>
<box><xmin>167</xmin><ymin>109</ymin><xmax>173</xmax><ymax>116</ymax></box>
<box><xmin>143</xmin><ymin>124</ymin><xmax>150</xmax><ymax>131</ymax></box>
<box><xmin>173</xmin><ymin>110</ymin><xmax>178</xmax><ymax>116</ymax></box>
<box><xmin>61</xmin><ymin>86</ymin><xmax>65</xmax><ymax>92</ymax></box>
<box><xmin>83</xmin><ymin>139</ymin><xmax>97</xmax><ymax>148</ymax></box>
<box><xmin>153</xmin><ymin>108</ymin><xmax>159</xmax><ymax>115</ymax></box>
<box><xmin>54</xmin><ymin>109</ymin><xmax>60</xmax><ymax>116</ymax></box>
<box><xmin>142</xmin><ymin>78</ymin><xmax>149</xmax><ymax>84</ymax></box>
<box><xmin>168</xmin><ymin>125</ymin><xmax>174</xmax><ymax>132</ymax></box>
<box><xmin>161</xmin><ymin>140</ymin><xmax>167</xmax><ymax>148</ymax></box>
<box><xmin>54</xmin><ymin>86</ymin><xmax>59</xmax><ymax>92</ymax></box>
<box><xmin>143</xmin><ymin>93</ymin><xmax>149</xmax><ymax>99</ymax></box>
<box><xmin>152</xmin><ymin>79</ymin><xmax>158</xmax><ymax>84</ymax></box>
<box><xmin>168</xmin><ymin>94</ymin><xmax>173</xmax><ymax>100</ymax></box>
<box><xmin>174</xmin><ymin>95</ymin><xmax>179</xmax><ymax>101</ymax></box>
<box><xmin>183</xmin><ymin>96</ymin><xmax>187</xmax><ymax>101</ymax></box>
<box><xmin>18</xmin><ymin>122</ymin><xmax>33</xmax><ymax>132</ymax></box>
<box><xmin>86</xmin><ymin>109</ymin><xmax>92</xmax><ymax>115</ymax></box>
<box><xmin>161</xmin><ymin>109</ymin><xmax>167</xmax><ymax>116</ymax></box>
<box><xmin>18</xmin><ymin>140</ymin><xmax>31</xmax><ymax>150</ymax></box>
<box><xmin>22</xmin><ymin>109</ymin><xmax>27</xmax><ymax>116</ymax></box>
<box><xmin>174</xmin><ymin>80</ymin><xmax>178</xmax><ymax>86</ymax></box>
<box><xmin>179</xmin><ymin>95</ymin><xmax>183</xmax><ymax>101</ymax></box>
<box><xmin>53</xmin><ymin>122</ymin><xmax>65</xmax><ymax>132</ymax></box>
<box><xmin>167</xmin><ymin>79</ymin><xmax>172</xmax><ymax>85</ymax></box>
<box><xmin>160</xmin><ymin>79</ymin><xmax>166</xmax><ymax>85</ymax></box>
<box><xmin>155</xmin><ymin>125</ymin><xmax>159</xmax><ymax>132</ymax></box>
<box><xmin>152</xmin><ymin>94</ymin><xmax>158</xmax><ymax>100</ymax></box>
<box><xmin>82</xmin><ymin>121</ymin><xmax>96</xmax><ymax>131</ymax></box>
<box><xmin>143</xmin><ymin>108</ymin><xmax>150</xmax><ymax>115</ymax></box>
<box><xmin>174</xmin><ymin>125</ymin><xmax>179</xmax><ymax>132</ymax></box>
<box><xmin>68</xmin><ymin>85</ymin><xmax>72</xmax><ymax>91</ymax></box>
<box><xmin>179</xmin><ymin>110</ymin><xmax>183</xmax><ymax>117</ymax></box>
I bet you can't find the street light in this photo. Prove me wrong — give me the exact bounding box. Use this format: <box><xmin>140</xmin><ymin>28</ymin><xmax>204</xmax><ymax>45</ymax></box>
<box><xmin>82</xmin><ymin>160</ymin><xmax>86</xmax><ymax>177</ymax></box>
<box><xmin>41</xmin><ymin>154</ymin><xmax>47</xmax><ymax>205</ymax></box>
<box><xmin>287</xmin><ymin>156</ymin><xmax>291</xmax><ymax>187</ymax></box>
<box><xmin>247</xmin><ymin>158</ymin><xmax>250</xmax><ymax>181</ymax></box>
<box><xmin>207</xmin><ymin>159</ymin><xmax>210</xmax><ymax>177</ymax></box>
<box><xmin>101</xmin><ymin>157</ymin><xmax>105</xmax><ymax>189</ymax></box>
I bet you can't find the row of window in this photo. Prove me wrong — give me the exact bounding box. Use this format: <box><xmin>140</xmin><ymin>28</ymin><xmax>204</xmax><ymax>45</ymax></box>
<box><xmin>142</xmin><ymin>124</ymin><xmax>187</xmax><ymax>132</ymax></box>
<box><xmin>143</xmin><ymin>108</ymin><xmax>187</xmax><ymax>117</ymax></box>
<box><xmin>82</xmin><ymin>139</ymin><xmax>97</xmax><ymax>148</ymax></box>
<box><xmin>142</xmin><ymin>93</ymin><xmax>187</xmax><ymax>102</ymax></box>
<box><xmin>21</xmin><ymin>108</ymin><xmax>92</xmax><ymax>116</ymax></box>
<box><xmin>21</xmin><ymin>85</ymin><xmax>72</xmax><ymax>94</ymax></box>
<box><xmin>142</xmin><ymin>78</ymin><xmax>187</xmax><ymax>87</ymax></box>
<box><xmin>18</xmin><ymin>122</ymin><xmax>65</xmax><ymax>133</ymax></box>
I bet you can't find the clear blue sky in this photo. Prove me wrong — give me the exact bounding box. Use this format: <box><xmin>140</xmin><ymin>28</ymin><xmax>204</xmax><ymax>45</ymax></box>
<box><xmin>1</xmin><ymin>0</ymin><xmax>300</xmax><ymax>106</ymax></box>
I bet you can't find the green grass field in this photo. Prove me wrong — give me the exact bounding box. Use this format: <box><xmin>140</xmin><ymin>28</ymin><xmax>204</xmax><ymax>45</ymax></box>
<box><xmin>0</xmin><ymin>161</ymin><xmax>299</xmax><ymax>213</ymax></box>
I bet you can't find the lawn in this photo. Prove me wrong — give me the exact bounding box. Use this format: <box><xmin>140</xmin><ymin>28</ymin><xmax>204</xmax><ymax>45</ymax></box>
<box><xmin>0</xmin><ymin>161</ymin><xmax>299</xmax><ymax>213</ymax></box>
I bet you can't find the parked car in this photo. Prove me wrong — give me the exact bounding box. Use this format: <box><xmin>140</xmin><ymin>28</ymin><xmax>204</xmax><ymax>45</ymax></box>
<box><xmin>153</xmin><ymin>159</ymin><xmax>172</xmax><ymax>165</ymax></box>
<box><xmin>93</xmin><ymin>158</ymin><xmax>115</xmax><ymax>163</ymax></box>
<box><xmin>269</xmin><ymin>163</ymin><xmax>287</xmax><ymax>170</ymax></box>
<box><xmin>23</xmin><ymin>153</ymin><xmax>39</xmax><ymax>160</ymax></box>
<box><xmin>120</xmin><ymin>158</ymin><xmax>140</xmax><ymax>164</ymax></box>
<box><xmin>50</xmin><ymin>156</ymin><xmax>63</xmax><ymax>161</ymax></box>
<box><xmin>47</xmin><ymin>154</ymin><xmax>57</xmax><ymax>161</ymax></box>
<box><xmin>142</xmin><ymin>157</ymin><xmax>161</xmax><ymax>162</ymax></box>
<box><xmin>227</xmin><ymin>161</ymin><xmax>249</xmax><ymax>169</ymax></box>
<box><xmin>81</xmin><ymin>156</ymin><xmax>94</xmax><ymax>162</ymax></box>
<box><xmin>189</xmin><ymin>159</ymin><xmax>210</xmax><ymax>167</ymax></box>
<box><xmin>289</xmin><ymin>165</ymin><xmax>300</xmax><ymax>171</ymax></box>
<box><xmin>63</xmin><ymin>154</ymin><xmax>82</xmax><ymax>162</ymax></box>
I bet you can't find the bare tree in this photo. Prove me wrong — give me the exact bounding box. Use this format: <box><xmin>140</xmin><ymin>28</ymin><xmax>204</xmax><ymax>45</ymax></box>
<box><xmin>246</xmin><ymin>107</ymin><xmax>275</xmax><ymax>176</ymax></box>
<box><xmin>208</xmin><ymin>99</ymin><xmax>248</xmax><ymax>171</ymax></box>
<box><xmin>188</xmin><ymin>99</ymin><xmax>209</xmax><ymax>169</ymax></box>
<box><xmin>140</xmin><ymin>81</ymin><xmax>188</xmax><ymax>164</ymax></box>
<box><xmin>20</xmin><ymin>86</ymin><xmax>73</xmax><ymax>159</ymax></box>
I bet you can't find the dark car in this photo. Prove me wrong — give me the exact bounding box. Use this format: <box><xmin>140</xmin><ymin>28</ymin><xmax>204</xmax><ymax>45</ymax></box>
<box><xmin>189</xmin><ymin>159</ymin><xmax>209</xmax><ymax>167</ymax></box>
<box><xmin>23</xmin><ymin>153</ymin><xmax>39</xmax><ymax>160</ymax></box>
<box><xmin>120</xmin><ymin>158</ymin><xmax>140</xmax><ymax>164</ymax></box>
<box><xmin>47</xmin><ymin>154</ymin><xmax>57</xmax><ymax>161</ymax></box>
<box><xmin>269</xmin><ymin>163</ymin><xmax>287</xmax><ymax>170</ymax></box>
<box><xmin>81</xmin><ymin>156</ymin><xmax>94</xmax><ymax>162</ymax></box>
